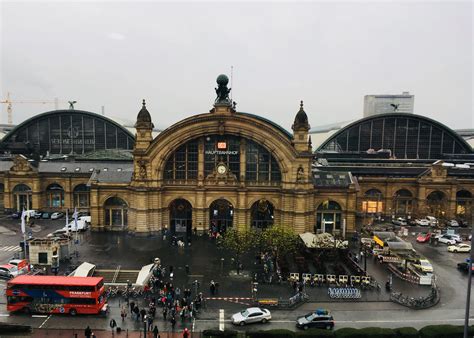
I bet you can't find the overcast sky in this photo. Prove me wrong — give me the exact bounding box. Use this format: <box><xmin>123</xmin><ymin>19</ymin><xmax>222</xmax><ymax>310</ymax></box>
<box><xmin>1</xmin><ymin>1</ymin><xmax>472</xmax><ymax>131</ymax></box>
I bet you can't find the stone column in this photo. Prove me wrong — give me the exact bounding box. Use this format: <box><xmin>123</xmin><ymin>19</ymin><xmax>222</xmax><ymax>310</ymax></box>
<box><xmin>195</xmin><ymin>189</ymin><xmax>206</xmax><ymax>231</ymax></box>
<box><xmin>235</xmin><ymin>190</ymin><xmax>247</xmax><ymax>230</ymax></box>
<box><xmin>198</xmin><ymin>138</ymin><xmax>205</xmax><ymax>186</ymax></box>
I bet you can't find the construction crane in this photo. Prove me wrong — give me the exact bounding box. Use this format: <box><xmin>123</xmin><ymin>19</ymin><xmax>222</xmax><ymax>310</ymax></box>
<box><xmin>0</xmin><ymin>92</ymin><xmax>71</xmax><ymax>124</ymax></box>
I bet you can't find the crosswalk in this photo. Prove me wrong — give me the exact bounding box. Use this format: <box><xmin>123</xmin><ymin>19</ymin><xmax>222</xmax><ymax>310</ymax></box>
<box><xmin>0</xmin><ymin>245</ymin><xmax>22</xmax><ymax>252</ymax></box>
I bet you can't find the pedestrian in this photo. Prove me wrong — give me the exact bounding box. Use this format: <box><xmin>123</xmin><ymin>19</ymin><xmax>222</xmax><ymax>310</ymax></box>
<box><xmin>183</xmin><ymin>327</ymin><xmax>190</xmax><ymax>338</ymax></box>
<box><xmin>210</xmin><ymin>280</ymin><xmax>216</xmax><ymax>295</ymax></box>
<box><xmin>163</xmin><ymin>306</ymin><xmax>168</xmax><ymax>320</ymax></box>
<box><xmin>85</xmin><ymin>325</ymin><xmax>92</xmax><ymax>338</ymax></box>
<box><xmin>153</xmin><ymin>325</ymin><xmax>159</xmax><ymax>338</ymax></box>
<box><xmin>109</xmin><ymin>318</ymin><xmax>117</xmax><ymax>331</ymax></box>
<box><xmin>147</xmin><ymin>314</ymin><xmax>154</xmax><ymax>331</ymax></box>
<box><xmin>140</xmin><ymin>308</ymin><xmax>147</xmax><ymax>321</ymax></box>
<box><xmin>180</xmin><ymin>307</ymin><xmax>186</xmax><ymax>322</ymax></box>
<box><xmin>170</xmin><ymin>315</ymin><xmax>176</xmax><ymax>330</ymax></box>
<box><xmin>130</xmin><ymin>301</ymin><xmax>135</xmax><ymax>314</ymax></box>
<box><xmin>133</xmin><ymin>305</ymin><xmax>140</xmax><ymax>321</ymax></box>
<box><xmin>120</xmin><ymin>306</ymin><xmax>127</xmax><ymax>321</ymax></box>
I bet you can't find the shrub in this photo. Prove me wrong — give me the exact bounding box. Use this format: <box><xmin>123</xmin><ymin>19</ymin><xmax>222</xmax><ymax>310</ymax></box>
<box><xmin>335</xmin><ymin>327</ymin><xmax>395</xmax><ymax>338</ymax></box>
<box><xmin>247</xmin><ymin>329</ymin><xmax>295</xmax><ymax>338</ymax></box>
<box><xmin>203</xmin><ymin>329</ymin><xmax>238</xmax><ymax>337</ymax></box>
<box><xmin>394</xmin><ymin>327</ymin><xmax>419</xmax><ymax>337</ymax></box>
<box><xmin>419</xmin><ymin>325</ymin><xmax>463</xmax><ymax>338</ymax></box>
<box><xmin>296</xmin><ymin>328</ymin><xmax>334</xmax><ymax>337</ymax></box>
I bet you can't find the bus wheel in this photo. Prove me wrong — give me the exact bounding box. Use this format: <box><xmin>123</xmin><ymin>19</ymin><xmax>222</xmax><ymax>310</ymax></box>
<box><xmin>23</xmin><ymin>307</ymin><xmax>31</xmax><ymax>314</ymax></box>
<box><xmin>69</xmin><ymin>308</ymin><xmax>77</xmax><ymax>316</ymax></box>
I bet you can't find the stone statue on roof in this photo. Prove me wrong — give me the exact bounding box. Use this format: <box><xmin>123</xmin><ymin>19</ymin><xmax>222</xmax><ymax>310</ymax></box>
<box><xmin>215</xmin><ymin>74</ymin><xmax>231</xmax><ymax>103</ymax></box>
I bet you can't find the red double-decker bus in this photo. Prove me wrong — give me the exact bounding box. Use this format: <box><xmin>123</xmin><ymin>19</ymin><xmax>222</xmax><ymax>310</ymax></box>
<box><xmin>6</xmin><ymin>275</ymin><xmax>107</xmax><ymax>315</ymax></box>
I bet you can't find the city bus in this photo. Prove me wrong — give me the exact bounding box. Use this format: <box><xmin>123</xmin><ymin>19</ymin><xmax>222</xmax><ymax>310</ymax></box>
<box><xmin>6</xmin><ymin>275</ymin><xmax>107</xmax><ymax>315</ymax></box>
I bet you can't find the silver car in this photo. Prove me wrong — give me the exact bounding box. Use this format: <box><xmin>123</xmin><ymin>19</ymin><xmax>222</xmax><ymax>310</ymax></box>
<box><xmin>231</xmin><ymin>307</ymin><xmax>271</xmax><ymax>326</ymax></box>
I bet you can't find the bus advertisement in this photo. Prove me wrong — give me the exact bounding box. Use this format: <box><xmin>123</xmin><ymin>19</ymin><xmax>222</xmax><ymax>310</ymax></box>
<box><xmin>6</xmin><ymin>275</ymin><xmax>107</xmax><ymax>315</ymax></box>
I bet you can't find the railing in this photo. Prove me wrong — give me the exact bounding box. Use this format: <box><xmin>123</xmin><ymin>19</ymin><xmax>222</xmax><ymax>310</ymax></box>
<box><xmin>390</xmin><ymin>285</ymin><xmax>440</xmax><ymax>309</ymax></box>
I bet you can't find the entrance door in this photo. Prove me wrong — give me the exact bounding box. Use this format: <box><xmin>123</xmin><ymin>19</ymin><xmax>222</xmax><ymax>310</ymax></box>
<box><xmin>209</xmin><ymin>199</ymin><xmax>233</xmax><ymax>233</ymax></box>
<box><xmin>169</xmin><ymin>199</ymin><xmax>192</xmax><ymax>237</ymax></box>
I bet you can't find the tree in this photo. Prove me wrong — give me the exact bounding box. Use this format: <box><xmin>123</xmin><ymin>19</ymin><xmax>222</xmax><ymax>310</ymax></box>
<box><xmin>218</xmin><ymin>228</ymin><xmax>256</xmax><ymax>274</ymax></box>
<box><xmin>259</xmin><ymin>225</ymin><xmax>299</xmax><ymax>260</ymax></box>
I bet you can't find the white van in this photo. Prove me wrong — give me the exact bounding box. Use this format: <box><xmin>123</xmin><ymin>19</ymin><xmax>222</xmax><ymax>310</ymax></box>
<box><xmin>426</xmin><ymin>216</ymin><xmax>438</xmax><ymax>227</ymax></box>
<box><xmin>24</xmin><ymin>210</ymin><xmax>37</xmax><ymax>218</ymax></box>
<box><xmin>62</xmin><ymin>219</ymin><xmax>88</xmax><ymax>232</ymax></box>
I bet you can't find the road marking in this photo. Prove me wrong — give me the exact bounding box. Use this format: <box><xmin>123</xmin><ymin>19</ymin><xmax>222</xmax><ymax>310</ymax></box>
<box><xmin>0</xmin><ymin>245</ymin><xmax>21</xmax><ymax>252</ymax></box>
<box><xmin>38</xmin><ymin>314</ymin><xmax>52</xmax><ymax>328</ymax></box>
<box><xmin>0</xmin><ymin>314</ymin><xmax>10</xmax><ymax>317</ymax></box>
<box><xmin>32</xmin><ymin>315</ymin><xmax>48</xmax><ymax>318</ymax></box>
<box><xmin>219</xmin><ymin>309</ymin><xmax>224</xmax><ymax>331</ymax></box>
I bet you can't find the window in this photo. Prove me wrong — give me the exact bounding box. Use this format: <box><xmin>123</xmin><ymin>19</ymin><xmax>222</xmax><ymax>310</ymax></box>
<box><xmin>164</xmin><ymin>140</ymin><xmax>198</xmax><ymax>180</ymax></box>
<box><xmin>73</xmin><ymin>184</ymin><xmax>90</xmax><ymax>208</ymax></box>
<box><xmin>46</xmin><ymin>183</ymin><xmax>64</xmax><ymax>208</ymax></box>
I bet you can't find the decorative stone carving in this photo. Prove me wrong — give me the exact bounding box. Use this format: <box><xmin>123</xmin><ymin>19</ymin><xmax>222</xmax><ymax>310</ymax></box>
<box><xmin>297</xmin><ymin>165</ymin><xmax>305</xmax><ymax>182</ymax></box>
<box><xmin>10</xmin><ymin>155</ymin><xmax>32</xmax><ymax>172</ymax></box>
<box><xmin>139</xmin><ymin>160</ymin><xmax>148</xmax><ymax>179</ymax></box>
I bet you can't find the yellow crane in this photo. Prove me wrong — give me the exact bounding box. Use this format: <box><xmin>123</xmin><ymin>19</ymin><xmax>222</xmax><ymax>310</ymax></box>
<box><xmin>0</xmin><ymin>92</ymin><xmax>71</xmax><ymax>124</ymax></box>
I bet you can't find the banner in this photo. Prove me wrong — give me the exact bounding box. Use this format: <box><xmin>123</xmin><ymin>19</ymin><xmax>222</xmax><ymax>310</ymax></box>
<box><xmin>65</xmin><ymin>209</ymin><xmax>69</xmax><ymax>235</ymax></box>
<box><xmin>20</xmin><ymin>210</ymin><xmax>26</xmax><ymax>234</ymax></box>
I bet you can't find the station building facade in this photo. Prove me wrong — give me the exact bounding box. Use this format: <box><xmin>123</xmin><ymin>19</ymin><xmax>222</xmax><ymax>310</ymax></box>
<box><xmin>0</xmin><ymin>77</ymin><xmax>472</xmax><ymax>237</ymax></box>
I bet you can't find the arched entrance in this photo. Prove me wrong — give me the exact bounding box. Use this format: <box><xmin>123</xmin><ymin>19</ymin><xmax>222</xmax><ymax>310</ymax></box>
<box><xmin>456</xmin><ymin>190</ymin><xmax>472</xmax><ymax>223</ymax></box>
<box><xmin>362</xmin><ymin>189</ymin><xmax>383</xmax><ymax>216</ymax></box>
<box><xmin>13</xmin><ymin>184</ymin><xmax>32</xmax><ymax>211</ymax></box>
<box><xmin>104</xmin><ymin>197</ymin><xmax>128</xmax><ymax>230</ymax></box>
<box><xmin>393</xmin><ymin>189</ymin><xmax>413</xmax><ymax>217</ymax></box>
<box><xmin>209</xmin><ymin>199</ymin><xmax>233</xmax><ymax>233</ymax></box>
<box><xmin>169</xmin><ymin>199</ymin><xmax>192</xmax><ymax>236</ymax></box>
<box><xmin>250</xmin><ymin>199</ymin><xmax>274</xmax><ymax>229</ymax></box>
<box><xmin>426</xmin><ymin>191</ymin><xmax>447</xmax><ymax>218</ymax></box>
<box><xmin>316</xmin><ymin>200</ymin><xmax>342</xmax><ymax>234</ymax></box>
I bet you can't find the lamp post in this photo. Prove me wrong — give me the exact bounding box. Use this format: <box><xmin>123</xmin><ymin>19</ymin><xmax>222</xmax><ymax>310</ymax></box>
<box><xmin>463</xmin><ymin>211</ymin><xmax>474</xmax><ymax>338</ymax></box>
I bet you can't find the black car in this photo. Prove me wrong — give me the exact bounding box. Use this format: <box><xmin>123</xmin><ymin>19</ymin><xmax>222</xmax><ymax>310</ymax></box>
<box><xmin>457</xmin><ymin>262</ymin><xmax>474</xmax><ymax>273</ymax></box>
<box><xmin>10</xmin><ymin>212</ymin><xmax>21</xmax><ymax>219</ymax></box>
<box><xmin>296</xmin><ymin>312</ymin><xmax>335</xmax><ymax>330</ymax></box>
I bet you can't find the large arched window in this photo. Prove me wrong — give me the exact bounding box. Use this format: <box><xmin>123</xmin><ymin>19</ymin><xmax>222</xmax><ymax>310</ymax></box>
<box><xmin>164</xmin><ymin>140</ymin><xmax>198</xmax><ymax>180</ymax></box>
<box><xmin>456</xmin><ymin>190</ymin><xmax>472</xmax><ymax>222</ymax></box>
<box><xmin>46</xmin><ymin>183</ymin><xmax>64</xmax><ymax>208</ymax></box>
<box><xmin>251</xmin><ymin>199</ymin><xmax>274</xmax><ymax>229</ymax></box>
<box><xmin>163</xmin><ymin>135</ymin><xmax>282</xmax><ymax>183</ymax></box>
<box><xmin>362</xmin><ymin>189</ymin><xmax>384</xmax><ymax>214</ymax></box>
<box><xmin>426</xmin><ymin>191</ymin><xmax>447</xmax><ymax>218</ymax></box>
<box><xmin>393</xmin><ymin>189</ymin><xmax>413</xmax><ymax>216</ymax></box>
<box><xmin>104</xmin><ymin>197</ymin><xmax>128</xmax><ymax>229</ymax></box>
<box><xmin>73</xmin><ymin>184</ymin><xmax>90</xmax><ymax>208</ymax></box>
<box><xmin>316</xmin><ymin>200</ymin><xmax>342</xmax><ymax>234</ymax></box>
<box><xmin>13</xmin><ymin>184</ymin><xmax>32</xmax><ymax>211</ymax></box>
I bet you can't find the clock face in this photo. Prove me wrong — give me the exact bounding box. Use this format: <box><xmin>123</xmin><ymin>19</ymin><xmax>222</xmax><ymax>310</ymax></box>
<box><xmin>217</xmin><ymin>164</ymin><xmax>227</xmax><ymax>175</ymax></box>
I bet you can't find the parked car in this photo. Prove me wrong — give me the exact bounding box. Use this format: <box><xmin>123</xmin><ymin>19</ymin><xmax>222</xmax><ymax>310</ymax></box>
<box><xmin>51</xmin><ymin>212</ymin><xmax>64</xmax><ymax>220</ymax></box>
<box><xmin>231</xmin><ymin>307</ymin><xmax>271</xmax><ymax>326</ymax></box>
<box><xmin>446</xmin><ymin>219</ymin><xmax>459</xmax><ymax>227</ymax></box>
<box><xmin>459</xmin><ymin>220</ymin><xmax>470</xmax><ymax>228</ymax></box>
<box><xmin>435</xmin><ymin>234</ymin><xmax>456</xmax><ymax>245</ymax></box>
<box><xmin>0</xmin><ymin>265</ymin><xmax>15</xmax><ymax>279</ymax></box>
<box><xmin>448</xmin><ymin>243</ymin><xmax>471</xmax><ymax>253</ymax></box>
<box><xmin>415</xmin><ymin>219</ymin><xmax>430</xmax><ymax>226</ymax></box>
<box><xmin>296</xmin><ymin>311</ymin><xmax>335</xmax><ymax>330</ymax></box>
<box><xmin>41</xmin><ymin>212</ymin><xmax>51</xmax><ymax>219</ymax></box>
<box><xmin>448</xmin><ymin>234</ymin><xmax>463</xmax><ymax>243</ymax></box>
<box><xmin>33</xmin><ymin>211</ymin><xmax>43</xmax><ymax>219</ymax></box>
<box><xmin>457</xmin><ymin>262</ymin><xmax>474</xmax><ymax>273</ymax></box>
<box><xmin>412</xmin><ymin>258</ymin><xmax>433</xmax><ymax>273</ymax></box>
<box><xmin>392</xmin><ymin>217</ymin><xmax>407</xmax><ymax>226</ymax></box>
<box><xmin>416</xmin><ymin>232</ymin><xmax>432</xmax><ymax>243</ymax></box>
<box><xmin>10</xmin><ymin>211</ymin><xmax>21</xmax><ymax>219</ymax></box>
<box><xmin>407</xmin><ymin>219</ymin><xmax>417</xmax><ymax>226</ymax></box>
<box><xmin>426</xmin><ymin>216</ymin><xmax>438</xmax><ymax>227</ymax></box>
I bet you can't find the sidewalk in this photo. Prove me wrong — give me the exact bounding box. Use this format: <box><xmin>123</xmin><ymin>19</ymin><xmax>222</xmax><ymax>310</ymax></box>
<box><xmin>21</xmin><ymin>329</ymin><xmax>203</xmax><ymax>338</ymax></box>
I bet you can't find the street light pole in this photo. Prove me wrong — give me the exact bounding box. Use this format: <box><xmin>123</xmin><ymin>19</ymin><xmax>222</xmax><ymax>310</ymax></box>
<box><xmin>463</xmin><ymin>211</ymin><xmax>474</xmax><ymax>338</ymax></box>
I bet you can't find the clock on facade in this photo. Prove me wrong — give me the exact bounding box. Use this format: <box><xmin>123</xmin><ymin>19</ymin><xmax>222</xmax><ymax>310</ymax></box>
<box><xmin>217</xmin><ymin>164</ymin><xmax>227</xmax><ymax>175</ymax></box>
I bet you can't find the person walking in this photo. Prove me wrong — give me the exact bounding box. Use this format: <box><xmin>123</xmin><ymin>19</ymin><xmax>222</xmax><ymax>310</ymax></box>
<box><xmin>153</xmin><ymin>325</ymin><xmax>159</xmax><ymax>338</ymax></box>
<box><xmin>147</xmin><ymin>314</ymin><xmax>154</xmax><ymax>331</ymax></box>
<box><xmin>129</xmin><ymin>301</ymin><xmax>135</xmax><ymax>314</ymax></box>
<box><xmin>120</xmin><ymin>306</ymin><xmax>127</xmax><ymax>321</ymax></box>
<box><xmin>140</xmin><ymin>308</ymin><xmax>147</xmax><ymax>321</ymax></box>
<box><xmin>183</xmin><ymin>328</ymin><xmax>190</xmax><ymax>338</ymax></box>
<box><xmin>209</xmin><ymin>280</ymin><xmax>216</xmax><ymax>296</ymax></box>
<box><xmin>84</xmin><ymin>326</ymin><xmax>92</xmax><ymax>338</ymax></box>
<box><xmin>162</xmin><ymin>306</ymin><xmax>168</xmax><ymax>320</ymax></box>
<box><xmin>170</xmin><ymin>315</ymin><xmax>176</xmax><ymax>330</ymax></box>
<box><xmin>133</xmin><ymin>305</ymin><xmax>140</xmax><ymax>321</ymax></box>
